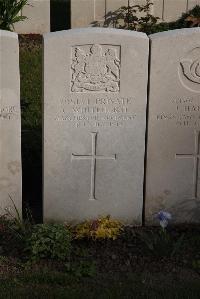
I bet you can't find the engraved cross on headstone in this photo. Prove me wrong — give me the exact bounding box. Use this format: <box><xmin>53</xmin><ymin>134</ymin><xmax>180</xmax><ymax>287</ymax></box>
<box><xmin>71</xmin><ymin>132</ymin><xmax>117</xmax><ymax>200</ymax></box>
<box><xmin>175</xmin><ymin>130</ymin><xmax>200</xmax><ymax>200</ymax></box>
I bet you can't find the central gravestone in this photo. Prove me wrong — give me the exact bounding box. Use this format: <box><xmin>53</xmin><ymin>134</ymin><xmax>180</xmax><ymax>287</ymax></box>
<box><xmin>43</xmin><ymin>28</ymin><xmax>148</xmax><ymax>223</ymax></box>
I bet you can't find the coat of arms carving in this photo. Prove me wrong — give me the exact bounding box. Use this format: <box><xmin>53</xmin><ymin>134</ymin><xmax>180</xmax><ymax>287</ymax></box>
<box><xmin>71</xmin><ymin>44</ymin><xmax>120</xmax><ymax>92</ymax></box>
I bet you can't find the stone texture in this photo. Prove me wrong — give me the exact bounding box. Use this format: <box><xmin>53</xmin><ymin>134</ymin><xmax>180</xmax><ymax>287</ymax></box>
<box><xmin>43</xmin><ymin>28</ymin><xmax>148</xmax><ymax>224</ymax></box>
<box><xmin>152</xmin><ymin>0</ymin><xmax>165</xmax><ymax>21</ymax></box>
<box><xmin>94</xmin><ymin>0</ymin><xmax>106</xmax><ymax>25</ymax></box>
<box><xmin>188</xmin><ymin>0</ymin><xmax>200</xmax><ymax>10</ymax></box>
<box><xmin>14</xmin><ymin>0</ymin><xmax>50</xmax><ymax>34</ymax></box>
<box><xmin>162</xmin><ymin>0</ymin><xmax>187</xmax><ymax>22</ymax></box>
<box><xmin>71</xmin><ymin>0</ymin><xmax>96</xmax><ymax>28</ymax></box>
<box><xmin>0</xmin><ymin>31</ymin><xmax>22</xmax><ymax>216</ymax></box>
<box><xmin>146</xmin><ymin>28</ymin><xmax>200</xmax><ymax>224</ymax></box>
<box><xmin>106</xmin><ymin>0</ymin><xmax>128</xmax><ymax>13</ymax></box>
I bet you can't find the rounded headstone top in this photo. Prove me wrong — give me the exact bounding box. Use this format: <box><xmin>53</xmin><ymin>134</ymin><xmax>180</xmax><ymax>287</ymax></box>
<box><xmin>43</xmin><ymin>28</ymin><xmax>148</xmax><ymax>40</ymax></box>
<box><xmin>0</xmin><ymin>30</ymin><xmax>18</xmax><ymax>39</ymax></box>
<box><xmin>150</xmin><ymin>27</ymin><xmax>200</xmax><ymax>40</ymax></box>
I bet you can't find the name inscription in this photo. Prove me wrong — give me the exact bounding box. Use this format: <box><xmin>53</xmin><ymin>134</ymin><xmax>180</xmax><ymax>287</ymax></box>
<box><xmin>55</xmin><ymin>97</ymin><xmax>136</xmax><ymax>128</ymax></box>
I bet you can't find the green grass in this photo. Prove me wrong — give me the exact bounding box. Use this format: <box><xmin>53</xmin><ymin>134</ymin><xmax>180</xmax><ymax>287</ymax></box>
<box><xmin>0</xmin><ymin>270</ymin><xmax>200</xmax><ymax>299</ymax></box>
<box><xmin>20</xmin><ymin>44</ymin><xmax>42</xmax><ymax>129</ymax></box>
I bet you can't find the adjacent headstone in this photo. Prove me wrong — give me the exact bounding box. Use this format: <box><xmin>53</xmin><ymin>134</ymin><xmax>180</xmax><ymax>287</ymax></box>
<box><xmin>188</xmin><ymin>0</ymin><xmax>200</xmax><ymax>10</ymax></box>
<box><xmin>152</xmin><ymin>0</ymin><xmax>164</xmax><ymax>21</ymax></box>
<box><xmin>71</xmin><ymin>0</ymin><xmax>98</xmax><ymax>28</ymax></box>
<box><xmin>43</xmin><ymin>28</ymin><xmax>148</xmax><ymax>223</ymax></box>
<box><xmin>0</xmin><ymin>31</ymin><xmax>22</xmax><ymax>216</ymax></box>
<box><xmin>162</xmin><ymin>0</ymin><xmax>188</xmax><ymax>22</ymax></box>
<box><xmin>14</xmin><ymin>0</ymin><xmax>50</xmax><ymax>34</ymax></box>
<box><xmin>106</xmin><ymin>0</ymin><xmax>128</xmax><ymax>14</ymax></box>
<box><xmin>145</xmin><ymin>28</ymin><xmax>200</xmax><ymax>224</ymax></box>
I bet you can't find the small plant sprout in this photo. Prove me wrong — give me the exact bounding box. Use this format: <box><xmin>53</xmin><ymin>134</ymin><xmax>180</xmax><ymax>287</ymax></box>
<box><xmin>155</xmin><ymin>211</ymin><xmax>172</xmax><ymax>229</ymax></box>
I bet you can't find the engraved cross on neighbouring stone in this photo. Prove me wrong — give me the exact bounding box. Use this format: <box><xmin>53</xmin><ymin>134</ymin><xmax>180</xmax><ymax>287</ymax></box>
<box><xmin>71</xmin><ymin>132</ymin><xmax>117</xmax><ymax>200</ymax></box>
<box><xmin>175</xmin><ymin>130</ymin><xmax>200</xmax><ymax>200</ymax></box>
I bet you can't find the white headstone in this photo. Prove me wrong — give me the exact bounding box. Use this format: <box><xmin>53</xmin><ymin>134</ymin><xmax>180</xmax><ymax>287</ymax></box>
<box><xmin>153</xmin><ymin>0</ymin><xmax>164</xmax><ymax>21</ymax></box>
<box><xmin>146</xmin><ymin>28</ymin><xmax>200</xmax><ymax>224</ymax></box>
<box><xmin>0</xmin><ymin>31</ymin><xmax>22</xmax><ymax>216</ymax></box>
<box><xmin>162</xmin><ymin>0</ymin><xmax>187</xmax><ymax>22</ymax></box>
<box><xmin>14</xmin><ymin>0</ymin><xmax>50</xmax><ymax>34</ymax></box>
<box><xmin>43</xmin><ymin>28</ymin><xmax>148</xmax><ymax>224</ymax></box>
<box><xmin>71</xmin><ymin>0</ymin><xmax>97</xmax><ymax>28</ymax></box>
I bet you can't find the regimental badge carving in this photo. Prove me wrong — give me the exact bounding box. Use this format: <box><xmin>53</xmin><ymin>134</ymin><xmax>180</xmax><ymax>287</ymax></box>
<box><xmin>71</xmin><ymin>44</ymin><xmax>120</xmax><ymax>93</ymax></box>
<box><xmin>179</xmin><ymin>47</ymin><xmax>200</xmax><ymax>93</ymax></box>
<box><xmin>181</xmin><ymin>59</ymin><xmax>200</xmax><ymax>84</ymax></box>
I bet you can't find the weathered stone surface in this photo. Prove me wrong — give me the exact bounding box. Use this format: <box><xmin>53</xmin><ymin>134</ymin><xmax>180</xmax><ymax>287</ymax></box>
<box><xmin>106</xmin><ymin>0</ymin><xmax>128</xmax><ymax>14</ymax></box>
<box><xmin>152</xmin><ymin>0</ymin><xmax>164</xmax><ymax>20</ymax></box>
<box><xmin>145</xmin><ymin>28</ymin><xmax>200</xmax><ymax>224</ymax></box>
<box><xmin>162</xmin><ymin>0</ymin><xmax>187</xmax><ymax>22</ymax></box>
<box><xmin>14</xmin><ymin>0</ymin><xmax>50</xmax><ymax>34</ymax></box>
<box><xmin>0</xmin><ymin>31</ymin><xmax>22</xmax><ymax>216</ymax></box>
<box><xmin>43</xmin><ymin>28</ymin><xmax>148</xmax><ymax>224</ymax></box>
<box><xmin>71</xmin><ymin>0</ymin><xmax>96</xmax><ymax>28</ymax></box>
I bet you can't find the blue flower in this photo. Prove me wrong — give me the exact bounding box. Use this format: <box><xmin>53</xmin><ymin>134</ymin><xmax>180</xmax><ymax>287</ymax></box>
<box><xmin>155</xmin><ymin>211</ymin><xmax>172</xmax><ymax>228</ymax></box>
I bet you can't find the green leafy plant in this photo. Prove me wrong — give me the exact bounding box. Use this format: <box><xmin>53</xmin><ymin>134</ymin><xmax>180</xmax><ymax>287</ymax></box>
<box><xmin>0</xmin><ymin>0</ymin><xmax>28</xmax><ymax>31</ymax></box>
<box><xmin>92</xmin><ymin>0</ymin><xmax>159</xmax><ymax>34</ymax></box>
<box><xmin>93</xmin><ymin>3</ymin><xmax>200</xmax><ymax>34</ymax></box>
<box><xmin>27</xmin><ymin>224</ymin><xmax>72</xmax><ymax>261</ymax></box>
<box><xmin>72</xmin><ymin>215</ymin><xmax>123</xmax><ymax>240</ymax></box>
